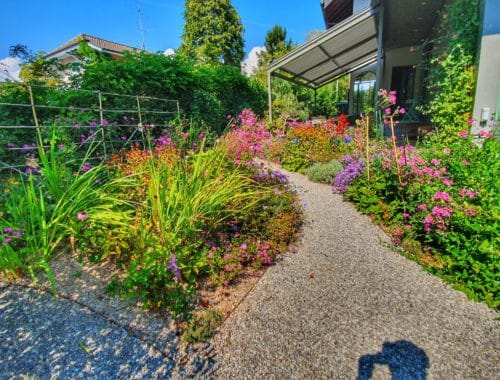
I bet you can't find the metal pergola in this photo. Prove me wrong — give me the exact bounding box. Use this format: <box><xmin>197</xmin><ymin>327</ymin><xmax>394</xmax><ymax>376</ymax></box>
<box><xmin>267</xmin><ymin>5</ymin><xmax>383</xmax><ymax>122</ymax></box>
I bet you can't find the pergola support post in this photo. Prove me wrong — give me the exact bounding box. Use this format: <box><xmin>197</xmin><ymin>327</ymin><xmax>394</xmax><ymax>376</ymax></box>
<box><xmin>268</xmin><ymin>70</ymin><xmax>273</xmax><ymax>125</ymax></box>
<box><xmin>374</xmin><ymin>4</ymin><xmax>384</xmax><ymax>103</ymax></box>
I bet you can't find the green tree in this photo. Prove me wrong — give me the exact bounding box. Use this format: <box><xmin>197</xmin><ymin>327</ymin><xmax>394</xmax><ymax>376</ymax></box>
<box><xmin>179</xmin><ymin>0</ymin><xmax>244</xmax><ymax>66</ymax></box>
<box><xmin>264</xmin><ymin>25</ymin><xmax>292</xmax><ymax>57</ymax></box>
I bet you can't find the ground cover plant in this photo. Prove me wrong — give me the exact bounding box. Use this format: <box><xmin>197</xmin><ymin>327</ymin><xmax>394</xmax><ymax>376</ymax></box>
<box><xmin>0</xmin><ymin>109</ymin><xmax>302</xmax><ymax>319</ymax></box>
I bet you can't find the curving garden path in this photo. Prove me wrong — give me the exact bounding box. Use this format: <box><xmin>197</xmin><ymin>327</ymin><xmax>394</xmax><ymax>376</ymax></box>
<box><xmin>212</xmin><ymin>168</ymin><xmax>499</xmax><ymax>379</ymax></box>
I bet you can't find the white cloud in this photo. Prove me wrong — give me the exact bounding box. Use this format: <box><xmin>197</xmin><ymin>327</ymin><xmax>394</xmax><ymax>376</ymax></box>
<box><xmin>0</xmin><ymin>57</ymin><xmax>21</xmax><ymax>82</ymax></box>
<box><xmin>241</xmin><ymin>46</ymin><xmax>265</xmax><ymax>76</ymax></box>
<box><xmin>163</xmin><ymin>48</ymin><xmax>175</xmax><ymax>56</ymax></box>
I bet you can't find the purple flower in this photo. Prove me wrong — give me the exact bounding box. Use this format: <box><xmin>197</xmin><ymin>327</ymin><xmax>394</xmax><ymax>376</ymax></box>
<box><xmin>272</xmin><ymin>170</ymin><xmax>288</xmax><ymax>184</ymax></box>
<box><xmin>333</xmin><ymin>155</ymin><xmax>364</xmax><ymax>192</ymax></box>
<box><xmin>100</xmin><ymin>119</ymin><xmax>109</xmax><ymax>126</ymax></box>
<box><xmin>80</xmin><ymin>162</ymin><xmax>92</xmax><ymax>173</ymax></box>
<box><xmin>167</xmin><ymin>254</ymin><xmax>181</xmax><ymax>282</ymax></box>
<box><xmin>89</xmin><ymin>121</ymin><xmax>97</xmax><ymax>127</ymax></box>
<box><xmin>240</xmin><ymin>243</ymin><xmax>247</xmax><ymax>250</ymax></box>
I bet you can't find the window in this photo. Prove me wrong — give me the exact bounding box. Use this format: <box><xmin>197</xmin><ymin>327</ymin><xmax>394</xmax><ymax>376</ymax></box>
<box><xmin>353</xmin><ymin>71</ymin><xmax>376</xmax><ymax>115</ymax></box>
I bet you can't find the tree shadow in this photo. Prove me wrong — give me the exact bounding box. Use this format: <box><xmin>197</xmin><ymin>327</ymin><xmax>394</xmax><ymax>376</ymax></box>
<box><xmin>357</xmin><ymin>340</ymin><xmax>429</xmax><ymax>380</ymax></box>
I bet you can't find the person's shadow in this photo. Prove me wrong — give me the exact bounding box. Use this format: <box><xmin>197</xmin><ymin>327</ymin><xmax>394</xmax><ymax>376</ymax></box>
<box><xmin>357</xmin><ymin>340</ymin><xmax>429</xmax><ymax>380</ymax></box>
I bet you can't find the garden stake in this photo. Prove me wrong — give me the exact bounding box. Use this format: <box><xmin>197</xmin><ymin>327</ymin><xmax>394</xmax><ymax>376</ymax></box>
<box><xmin>97</xmin><ymin>92</ymin><xmax>108</xmax><ymax>159</ymax></box>
<box><xmin>390</xmin><ymin>116</ymin><xmax>402</xmax><ymax>185</ymax></box>
<box><xmin>365</xmin><ymin>115</ymin><xmax>370</xmax><ymax>183</ymax></box>
<box><xmin>28</xmin><ymin>85</ymin><xmax>43</xmax><ymax>148</ymax></box>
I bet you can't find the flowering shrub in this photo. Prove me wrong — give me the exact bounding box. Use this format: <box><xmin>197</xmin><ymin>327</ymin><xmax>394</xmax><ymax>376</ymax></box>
<box><xmin>222</xmin><ymin>109</ymin><xmax>273</xmax><ymax>165</ymax></box>
<box><xmin>343</xmin><ymin>131</ymin><xmax>499</xmax><ymax>308</ymax></box>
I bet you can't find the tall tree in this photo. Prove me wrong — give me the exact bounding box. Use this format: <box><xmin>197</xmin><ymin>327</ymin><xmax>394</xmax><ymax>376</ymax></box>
<box><xmin>264</xmin><ymin>25</ymin><xmax>292</xmax><ymax>57</ymax></box>
<box><xmin>179</xmin><ymin>0</ymin><xmax>244</xmax><ymax>66</ymax></box>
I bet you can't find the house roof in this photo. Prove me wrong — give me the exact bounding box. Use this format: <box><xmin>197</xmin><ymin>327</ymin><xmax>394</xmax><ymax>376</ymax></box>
<box><xmin>269</xmin><ymin>6</ymin><xmax>378</xmax><ymax>89</ymax></box>
<box><xmin>46</xmin><ymin>34</ymin><xmax>141</xmax><ymax>59</ymax></box>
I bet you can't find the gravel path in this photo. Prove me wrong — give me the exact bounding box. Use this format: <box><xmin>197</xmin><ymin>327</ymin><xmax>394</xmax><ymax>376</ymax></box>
<box><xmin>0</xmin><ymin>255</ymin><xmax>215</xmax><ymax>379</ymax></box>
<box><xmin>212</xmin><ymin>168</ymin><xmax>499</xmax><ymax>379</ymax></box>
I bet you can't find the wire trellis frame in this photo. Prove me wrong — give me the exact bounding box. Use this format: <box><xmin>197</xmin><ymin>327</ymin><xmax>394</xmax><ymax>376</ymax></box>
<box><xmin>0</xmin><ymin>82</ymin><xmax>180</xmax><ymax>172</ymax></box>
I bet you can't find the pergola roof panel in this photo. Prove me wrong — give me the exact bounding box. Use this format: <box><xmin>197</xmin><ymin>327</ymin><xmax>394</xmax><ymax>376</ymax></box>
<box><xmin>269</xmin><ymin>6</ymin><xmax>379</xmax><ymax>88</ymax></box>
<box><xmin>282</xmin><ymin>47</ymin><xmax>329</xmax><ymax>75</ymax></box>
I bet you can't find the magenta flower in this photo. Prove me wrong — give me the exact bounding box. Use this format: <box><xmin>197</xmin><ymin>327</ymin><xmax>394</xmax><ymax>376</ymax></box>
<box><xmin>417</xmin><ymin>204</ymin><xmax>427</xmax><ymax>211</ymax></box>
<box><xmin>399</xmin><ymin>107</ymin><xmax>406</xmax><ymax>114</ymax></box>
<box><xmin>433</xmin><ymin>192</ymin><xmax>451</xmax><ymax>202</ymax></box>
<box><xmin>458</xmin><ymin>130</ymin><xmax>468</xmax><ymax>138</ymax></box>
<box><xmin>385</xmin><ymin>108</ymin><xmax>392</xmax><ymax>115</ymax></box>
<box><xmin>466</xmin><ymin>118</ymin><xmax>474</xmax><ymax>125</ymax></box>
<box><xmin>431</xmin><ymin>159</ymin><xmax>441</xmax><ymax>166</ymax></box>
<box><xmin>432</xmin><ymin>206</ymin><xmax>452</xmax><ymax>218</ymax></box>
<box><xmin>402</xmin><ymin>213</ymin><xmax>410</xmax><ymax>219</ymax></box>
<box><xmin>424</xmin><ymin>215</ymin><xmax>435</xmax><ymax>224</ymax></box>
<box><xmin>443</xmin><ymin>178</ymin><xmax>454</xmax><ymax>186</ymax></box>
<box><xmin>240</xmin><ymin>243</ymin><xmax>248</xmax><ymax>250</ymax></box>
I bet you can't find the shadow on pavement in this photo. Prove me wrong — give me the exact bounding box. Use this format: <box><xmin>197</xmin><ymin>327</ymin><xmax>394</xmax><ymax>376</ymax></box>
<box><xmin>357</xmin><ymin>340</ymin><xmax>429</xmax><ymax>380</ymax></box>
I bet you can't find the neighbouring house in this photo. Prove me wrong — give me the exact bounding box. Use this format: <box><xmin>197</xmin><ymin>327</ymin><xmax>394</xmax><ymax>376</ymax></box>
<box><xmin>43</xmin><ymin>34</ymin><xmax>144</xmax><ymax>82</ymax></box>
<box><xmin>45</xmin><ymin>34</ymin><xmax>142</xmax><ymax>65</ymax></box>
<box><xmin>268</xmin><ymin>0</ymin><xmax>499</xmax><ymax>137</ymax></box>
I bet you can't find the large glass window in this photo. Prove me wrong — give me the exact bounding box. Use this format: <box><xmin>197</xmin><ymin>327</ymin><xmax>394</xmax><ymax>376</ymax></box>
<box><xmin>353</xmin><ymin>71</ymin><xmax>376</xmax><ymax>115</ymax></box>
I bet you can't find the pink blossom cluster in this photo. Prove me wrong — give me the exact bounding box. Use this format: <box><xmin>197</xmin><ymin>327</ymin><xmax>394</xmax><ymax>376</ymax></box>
<box><xmin>459</xmin><ymin>188</ymin><xmax>478</xmax><ymax>198</ymax></box>
<box><xmin>223</xmin><ymin>110</ymin><xmax>273</xmax><ymax>165</ymax></box>
<box><xmin>238</xmin><ymin>109</ymin><xmax>258</xmax><ymax>127</ymax></box>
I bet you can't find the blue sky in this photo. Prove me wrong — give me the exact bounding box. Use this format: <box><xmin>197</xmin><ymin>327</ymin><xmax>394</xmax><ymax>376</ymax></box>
<box><xmin>1</xmin><ymin>0</ymin><xmax>325</xmax><ymax>58</ymax></box>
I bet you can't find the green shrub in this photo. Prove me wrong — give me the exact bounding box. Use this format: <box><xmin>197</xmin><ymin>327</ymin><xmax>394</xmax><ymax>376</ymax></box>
<box><xmin>305</xmin><ymin>159</ymin><xmax>343</xmax><ymax>184</ymax></box>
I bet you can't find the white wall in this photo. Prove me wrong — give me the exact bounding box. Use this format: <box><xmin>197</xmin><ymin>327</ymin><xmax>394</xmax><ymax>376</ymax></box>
<box><xmin>472</xmin><ymin>0</ymin><xmax>500</xmax><ymax>131</ymax></box>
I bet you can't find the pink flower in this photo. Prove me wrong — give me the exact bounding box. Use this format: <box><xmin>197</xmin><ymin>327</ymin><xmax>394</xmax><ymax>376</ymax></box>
<box><xmin>240</xmin><ymin>243</ymin><xmax>248</xmax><ymax>250</ymax></box>
<box><xmin>389</xmin><ymin>91</ymin><xmax>397</xmax><ymax>105</ymax></box>
<box><xmin>404</xmin><ymin>224</ymin><xmax>412</xmax><ymax>230</ymax></box>
<box><xmin>77</xmin><ymin>212</ymin><xmax>88</xmax><ymax>221</ymax></box>
<box><xmin>385</xmin><ymin>108</ymin><xmax>392</xmax><ymax>115</ymax></box>
<box><xmin>466</xmin><ymin>118</ymin><xmax>474</xmax><ymax>125</ymax></box>
<box><xmin>432</xmin><ymin>206</ymin><xmax>452</xmax><ymax>218</ymax></box>
<box><xmin>417</xmin><ymin>204</ymin><xmax>427</xmax><ymax>211</ymax></box>
<box><xmin>466</xmin><ymin>209</ymin><xmax>476</xmax><ymax>216</ymax></box>
<box><xmin>479</xmin><ymin>129</ymin><xmax>493</xmax><ymax>138</ymax></box>
<box><xmin>462</xmin><ymin>159</ymin><xmax>469</xmax><ymax>165</ymax></box>
<box><xmin>443</xmin><ymin>178</ymin><xmax>454</xmax><ymax>186</ymax></box>
<box><xmin>431</xmin><ymin>159</ymin><xmax>441</xmax><ymax>166</ymax></box>
<box><xmin>433</xmin><ymin>192</ymin><xmax>451</xmax><ymax>202</ymax></box>
<box><xmin>443</xmin><ymin>148</ymin><xmax>451</xmax><ymax>154</ymax></box>
<box><xmin>424</xmin><ymin>215</ymin><xmax>435</xmax><ymax>224</ymax></box>
<box><xmin>399</xmin><ymin>107</ymin><xmax>406</xmax><ymax>114</ymax></box>
<box><xmin>458</xmin><ymin>130</ymin><xmax>468</xmax><ymax>138</ymax></box>
<box><xmin>402</xmin><ymin>213</ymin><xmax>410</xmax><ymax>219</ymax></box>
